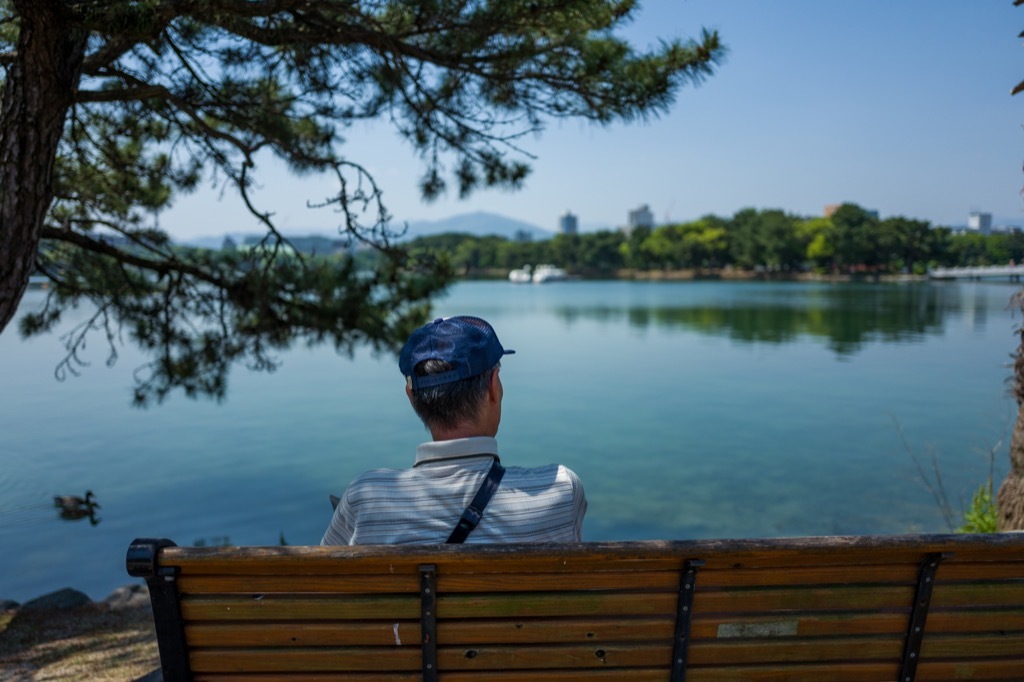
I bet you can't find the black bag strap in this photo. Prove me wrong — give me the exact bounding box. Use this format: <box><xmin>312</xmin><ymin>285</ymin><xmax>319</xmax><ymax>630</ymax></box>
<box><xmin>447</xmin><ymin>458</ymin><xmax>505</xmax><ymax>544</ymax></box>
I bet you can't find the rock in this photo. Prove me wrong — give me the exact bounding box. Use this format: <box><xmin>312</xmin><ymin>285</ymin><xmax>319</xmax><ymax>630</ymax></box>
<box><xmin>0</xmin><ymin>598</ymin><xmax>19</xmax><ymax>612</ymax></box>
<box><xmin>103</xmin><ymin>583</ymin><xmax>150</xmax><ymax>610</ymax></box>
<box><xmin>20</xmin><ymin>587</ymin><xmax>92</xmax><ymax>611</ymax></box>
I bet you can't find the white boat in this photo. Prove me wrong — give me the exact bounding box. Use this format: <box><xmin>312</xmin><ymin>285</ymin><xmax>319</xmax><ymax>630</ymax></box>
<box><xmin>508</xmin><ymin>265</ymin><xmax>532</xmax><ymax>283</ymax></box>
<box><xmin>531</xmin><ymin>264</ymin><xmax>567</xmax><ymax>283</ymax></box>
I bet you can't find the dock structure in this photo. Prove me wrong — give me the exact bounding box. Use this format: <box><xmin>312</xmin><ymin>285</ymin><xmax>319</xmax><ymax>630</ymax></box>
<box><xmin>928</xmin><ymin>265</ymin><xmax>1024</xmax><ymax>282</ymax></box>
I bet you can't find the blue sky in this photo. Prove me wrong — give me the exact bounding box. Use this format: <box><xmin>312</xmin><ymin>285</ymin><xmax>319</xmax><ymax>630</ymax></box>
<box><xmin>162</xmin><ymin>1</ymin><xmax>1024</xmax><ymax>239</ymax></box>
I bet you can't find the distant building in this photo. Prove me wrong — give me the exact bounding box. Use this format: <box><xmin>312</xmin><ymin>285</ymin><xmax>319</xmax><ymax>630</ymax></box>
<box><xmin>559</xmin><ymin>211</ymin><xmax>578</xmax><ymax>235</ymax></box>
<box><xmin>513</xmin><ymin>229</ymin><xmax>534</xmax><ymax>243</ymax></box>
<box><xmin>627</xmin><ymin>204</ymin><xmax>654</xmax><ymax>233</ymax></box>
<box><xmin>968</xmin><ymin>211</ymin><xmax>992</xmax><ymax>235</ymax></box>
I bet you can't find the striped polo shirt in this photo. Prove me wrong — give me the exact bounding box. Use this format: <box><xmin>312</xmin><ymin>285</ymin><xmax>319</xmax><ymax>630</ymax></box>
<box><xmin>321</xmin><ymin>436</ymin><xmax>586</xmax><ymax>545</ymax></box>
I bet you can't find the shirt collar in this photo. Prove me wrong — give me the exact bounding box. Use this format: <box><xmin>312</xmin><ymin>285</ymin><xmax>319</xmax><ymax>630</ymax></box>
<box><xmin>414</xmin><ymin>436</ymin><xmax>499</xmax><ymax>466</ymax></box>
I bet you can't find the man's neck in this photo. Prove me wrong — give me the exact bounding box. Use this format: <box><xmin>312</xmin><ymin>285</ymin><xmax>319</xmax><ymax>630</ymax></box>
<box><xmin>430</xmin><ymin>423</ymin><xmax>496</xmax><ymax>441</ymax></box>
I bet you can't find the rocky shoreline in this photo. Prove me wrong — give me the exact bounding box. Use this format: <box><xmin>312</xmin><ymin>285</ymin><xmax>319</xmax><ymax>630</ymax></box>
<box><xmin>2</xmin><ymin>583</ymin><xmax>151</xmax><ymax>614</ymax></box>
<box><xmin>0</xmin><ymin>584</ymin><xmax>159</xmax><ymax>681</ymax></box>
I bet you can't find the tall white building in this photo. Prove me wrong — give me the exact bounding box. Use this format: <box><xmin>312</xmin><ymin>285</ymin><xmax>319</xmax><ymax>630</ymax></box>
<box><xmin>559</xmin><ymin>210</ymin><xmax>578</xmax><ymax>235</ymax></box>
<box><xmin>627</xmin><ymin>204</ymin><xmax>654</xmax><ymax>233</ymax></box>
<box><xmin>968</xmin><ymin>211</ymin><xmax>992</xmax><ymax>235</ymax></box>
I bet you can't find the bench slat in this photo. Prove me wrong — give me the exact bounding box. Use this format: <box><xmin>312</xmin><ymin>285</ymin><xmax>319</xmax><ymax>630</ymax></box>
<box><xmin>184</xmin><ymin>606</ymin><xmax>1024</xmax><ymax>650</ymax></box>
<box><xmin>915</xmin><ymin>658</ymin><xmax>1024</xmax><ymax>681</ymax></box>
<box><xmin>920</xmin><ymin>632</ymin><xmax>1024</xmax><ymax>658</ymax></box>
<box><xmin>938</xmin><ymin>561</ymin><xmax>1024</xmax><ymax>581</ymax></box>
<box><xmin>180</xmin><ymin>584</ymin><xmax>929</xmax><ymax>623</ymax></box>
<box><xmin>159</xmin><ymin>534</ymin><xmax>1024</xmax><ymax>575</ymax></box>
<box><xmin>187</xmin><ymin>617</ymin><xmax>675</xmax><ymax>647</ymax></box>
<box><xmin>181</xmin><ymin>595</ymin><xmax>420</xmax><ymax>621</ymax></box>
<box><xmin>188</xmin><ymin>636</ymin><xmax>914</xmax><ymax>673</ymax></box>
<box><xmin>187</xmin><ymin>621</ymin><xmax>419</xmax><ymax>647</ymax></box>
<box><xmin>185</xmin><ymin>637</ymin><xmax>1022</xmax><ymax>674</ymax></box>
<box><xmin>179</xmin><ymin>570</ymin><xmax>682</xmax><ymax>594</ymax></box>
<box><xmin>180</xmin><ymin>592</ymin><xmax>676</xmax><ymax>621</ymax></box>
<box><xmin>907</xmin><ymin>608</ymin><xmax>1024</xmax><ymax>634</ymax></box>
<box><xmin>448</xmin><ymin>666</ymin><xmax>894</xmax><ymax>682</ymax></box>
<box><xmin>176</xmin><ymin>561</ymin><xmax>1022</xmax><ymax>596</ymax></box>
<box><xmin>444</xmin><ymin>586</ymin><xmax>917</xmax><ymax>617</ymax></box>
<box><xmin>179</xmin><ymin>564</ymin><xmax>920</xmax><ymax>594</ymax></box>
<box><xmin>186</xmin><ymin>659</ymin><xmax>1022</xmax><ymax>682</ymax></box>
<box><xmin>192</xmin><ymin>671</ymin><xmax>667</xmax><ymax>682</ymax></box>
<box><xmin>190</xmin><ymin>648</ymin><xmax>419</xmax><ymax>673</ymax></box>
<box><xmin>179</xmin><ymin>575</ymin><xmax>420</xmax><ymax>594</ymax></box>
<box><xmin>193</xmin><ymin>671</ymin><xmax>421</xmax><ymax>675</ymax></box>
<box><xmin>178</xmin><ymin>581</ymin><xmax>1024</xmax><ymax>625</ymax></box>
<box><xmin>190</xmin><ymin>645</ymin><xmax>675</xmax><ymax>673</ymax></box>
<box><xmin>932</xmin><ymin>581</ymin><xmax>1024</xmax><ymax>608</ymax></box>
<box><xmin>444</xmin><ymin>667</ymin><xmax>891</xmax><ymax>682</ymax></box>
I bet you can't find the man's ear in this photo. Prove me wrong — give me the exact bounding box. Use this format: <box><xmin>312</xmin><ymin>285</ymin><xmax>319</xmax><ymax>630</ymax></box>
<box><xmin>487</xmin><ymin>369</ymin><xmax>501</xmax><ymax>402</ymax></box>
<box><xmin>405</xmin><ymin>382</ymin><xmax>414</xmax><ymax>404</ymax></box>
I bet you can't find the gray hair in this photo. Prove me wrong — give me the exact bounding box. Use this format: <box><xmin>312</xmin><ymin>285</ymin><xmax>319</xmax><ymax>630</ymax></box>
<box><xmin>408</xmin><ymin>359</ymin><xmax>497</xmax><ymax>432</ymax></box>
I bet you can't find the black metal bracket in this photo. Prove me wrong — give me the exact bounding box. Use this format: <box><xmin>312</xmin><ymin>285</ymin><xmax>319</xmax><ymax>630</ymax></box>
<box><xmin>898</xmin><ymin>552</ymin><xmax>951</xmax><ymax>682</ymax></box>
<box><xmin>420</xmin><ymin>564</ymin><xmax>439</xmax><ymax>682</ymax></box>
<box><xmin>126</xmin><ymin>538</ymin><xmax>192</xmax><ymax>682</ymax></box>
<box><xmin>670</xmin><ymin>558</ymin><xmax>704</xmax><ymax>682</ymax></box>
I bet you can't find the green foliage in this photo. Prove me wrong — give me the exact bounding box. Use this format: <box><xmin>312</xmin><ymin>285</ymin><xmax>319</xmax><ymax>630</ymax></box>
<box><xmin>639</xmin><ymin>219</ymin><xmax>730</xmax><ymax>269</ymax></box>
<box><xmin>959</xmin><ymin>483</ymin><xmax>998</xmax><ymax>534</ymax></box>
<box><xmin>830</xmin><ymin>204</ymin><xmax>881</xmax><ymax>268</ymax></box>
<box><xmin>578</xmin><ymin>230</ymin><xmax>628</xmax><ymax>271</ymax></box>
<box><xmin>22</xmin><ymin>237</ymin><xmax>451</xmax><ymax>406</ymax></box>
<box><xmin>3</xmin><ymin>1</ymin><xmax>724</xmax><ymax>404</ymax></box>
<box><xmin>797</xmin><ymin>217</ymin><xmax>835</xmax><ymax>271</ymax></box>
<box><xmin>405</xmin><ymin>204</ymin><xmax>1022</xmax><ymax>279</ymax></box>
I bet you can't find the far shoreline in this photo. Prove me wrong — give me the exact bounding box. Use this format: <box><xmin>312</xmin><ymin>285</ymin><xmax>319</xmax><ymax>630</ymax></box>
<box><xmin>463</xmin><ymin>267</ymin><xmax>931</xmax><ymax>284</ymax></box>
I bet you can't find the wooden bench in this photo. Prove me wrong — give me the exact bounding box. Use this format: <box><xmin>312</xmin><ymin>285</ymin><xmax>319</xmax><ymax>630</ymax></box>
<box><xmin>126</xmin><ymin>533</ymin><xmax>1024</xmax><ymax>681</ymax></box>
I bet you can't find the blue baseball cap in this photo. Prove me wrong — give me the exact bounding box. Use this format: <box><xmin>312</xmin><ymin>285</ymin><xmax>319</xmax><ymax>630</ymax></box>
<box><xmin>399</xmin><ymin>316</ymin><xmax>514</xmax><ymax>390</ymax></box>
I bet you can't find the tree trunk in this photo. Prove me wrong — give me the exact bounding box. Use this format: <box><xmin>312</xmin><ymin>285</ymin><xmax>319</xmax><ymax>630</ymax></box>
<box><xmin>996</xmin><ymin>416</ymin><xmax>1024</xmax><ymax>530</ymax></box>
<box><xmin>997</xmin><ymin>294</ymin><xmax>1024</xmax><ymax>530</ymax></box>
<box><xmin>0</xmin><ymin>2</ymin><xmax>86</xmax><ymax>333</ymax></box>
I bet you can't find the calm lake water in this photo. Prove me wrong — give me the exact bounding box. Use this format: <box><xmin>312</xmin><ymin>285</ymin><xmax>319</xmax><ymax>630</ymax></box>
<box><xmin>0</xmin><ymin>280</ymin><xmax>1018</xmax><ymax>602</ymax></box>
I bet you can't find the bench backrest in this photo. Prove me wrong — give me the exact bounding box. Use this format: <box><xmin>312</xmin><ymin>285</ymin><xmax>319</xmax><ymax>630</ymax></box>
<box><xmin>127</xmin><ymin>533</ymin><xmax>1024</xmax><ymax>681</ymax></box>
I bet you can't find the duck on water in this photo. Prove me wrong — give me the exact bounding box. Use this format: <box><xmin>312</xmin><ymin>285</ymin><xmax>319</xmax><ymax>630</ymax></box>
<box><xmin>54</xmin><ymin>490</ymin><xmax>101</xmax><ymax>525</ymax></box>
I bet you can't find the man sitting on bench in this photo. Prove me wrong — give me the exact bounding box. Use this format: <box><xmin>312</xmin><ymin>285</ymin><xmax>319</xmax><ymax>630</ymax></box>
<box><xmin>321</xmin><ymin>315</ymin><xmax>587</xmax><ymax>545</ymax></box>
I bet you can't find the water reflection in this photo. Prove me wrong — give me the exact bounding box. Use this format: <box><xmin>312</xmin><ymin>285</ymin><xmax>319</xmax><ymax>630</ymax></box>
<box><xmin>554</xmin><ymin>283</ymin><xmax>978</xmax><ymax>356</ymax></box>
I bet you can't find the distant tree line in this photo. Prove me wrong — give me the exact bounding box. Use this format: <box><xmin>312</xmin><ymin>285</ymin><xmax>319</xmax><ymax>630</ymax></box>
<box><xmin>406</xmin><ymin>203</ymin><xmax>1024</xmax><ymax>276</ymax></box>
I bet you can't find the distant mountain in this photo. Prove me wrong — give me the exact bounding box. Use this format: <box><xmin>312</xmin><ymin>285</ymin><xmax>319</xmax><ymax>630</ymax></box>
<box><xmin>178</xmin><ymin>231</ymin><xmax>349</xmax><ymax>254</ymax></box>
<box><xmin>400</xmin><ymin>211</ymin><xmax>554</xmax><ymax>241</ymax></box>
<box><xmin>175</xmin><ymin>211</ymin><xmax>556</xmax><ymax>249</ymax></box>
<box><xmin>180</xmin><ymin>233</ymin><xmax>248</xmax><ymax>249</ymax></box>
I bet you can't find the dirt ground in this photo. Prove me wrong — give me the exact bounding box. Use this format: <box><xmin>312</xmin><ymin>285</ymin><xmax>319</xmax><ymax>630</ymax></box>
<box><xmin>0</xmin><ymin>604</ymin><xmax>158</xmax><ymax>681</ymax></box>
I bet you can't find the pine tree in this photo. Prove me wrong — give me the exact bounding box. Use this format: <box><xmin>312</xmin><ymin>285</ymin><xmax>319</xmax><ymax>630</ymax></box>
<box><xmin>0</xmin><ymin>1</ymin><xmax>722</xmax><ymax>403</ymax></box>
